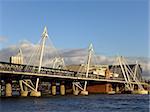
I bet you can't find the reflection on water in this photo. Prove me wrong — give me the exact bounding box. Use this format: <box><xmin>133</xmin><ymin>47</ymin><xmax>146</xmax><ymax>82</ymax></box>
<box><xmin>0</xmin><ymin>94</ymin><xmax>149</xmax><ymax>112</ymax></box>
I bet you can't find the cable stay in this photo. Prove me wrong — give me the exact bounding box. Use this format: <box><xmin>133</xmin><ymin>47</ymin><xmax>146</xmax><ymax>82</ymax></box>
<box><xmin>116</xmin><ymin>56</ymin><xmax>148</xmax><ymax>94</ymax></box>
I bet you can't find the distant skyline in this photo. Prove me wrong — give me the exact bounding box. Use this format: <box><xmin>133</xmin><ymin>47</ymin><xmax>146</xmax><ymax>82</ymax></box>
<box><xmin>0</xmin><ymin>0</ymin><xmax>149</xmax><ymax>57</ymax></box>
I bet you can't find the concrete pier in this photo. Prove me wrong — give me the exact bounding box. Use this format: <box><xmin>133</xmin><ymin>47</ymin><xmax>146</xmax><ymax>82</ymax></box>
<box><xmin>115</xmin><ymin>85</ymin><xmax>120</xmax><ymax>93</ymax></box>
<box><xmin>73</xmin><ymin>90</ymin><xmax>79</xmax><ymax>96</ymax></box>
<box><xmin>5</xmin><ymin>83</ymin><xmax>12</xmax><ymax>96</ymax></box>
<box><xmin>80</xmin><ymin>91</ymin><xmax>88</xmax><ymax>95</ymax></box>
<box><xmin>24</xmin><ymin>85</ymin><xmax>28</xmax><ymax>91</ymax></box>
<box><xmin>19</xmin><ymin>80</ymin><xmax>28</xmax><ymax>97</ymax></box>
<box><xmin>52</xmin><ymin>82</ymin><xmax>56</xmax><ymax>95</ymax></box>
<box><xmin>30</xmin><ymin>91</ymin><xmax>41</xmax><ymax>97</ymax></box>
<box><xmin>20</xmin><ymin>91</ymin><xmax>28</xmax><ymax>97</ymax></box>
<box><xmin>60</xmin><ymin>84</ymin><xmax>65</xmax><ymax>95</ymax></box>
<box><xmin>72</xmin><ymin>85</ymin><xmax>79</xmax><ymax>96</ymax></box>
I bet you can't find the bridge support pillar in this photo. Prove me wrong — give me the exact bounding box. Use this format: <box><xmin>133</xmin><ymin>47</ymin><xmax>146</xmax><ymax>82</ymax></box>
<box><xmin>52</xmin><ymin>82</ymin><xmax>56</xmax><ymax>95</ymax></box>
<box><xmin>5</xmin><ymin>83</ymin><xmax>12</xmax><ymax>97</ymax></box>
<box><xmin>116</xmin><ymin>85</ymin><xmax>120</xmax><ymax>93</ymax></box>
<box><xmin>60</xmin><ymin>82</ymin><xmax>65</xmax><ymax>95</ymax></box>
<box><xmin>19</xmin><ymin>80</ymin><xmax>28</xmax><ymax>97</ymax></box>
<box><xmin>72</xmin><ymin>84</ymin><xmax>79</xmax><ymax>96</ymax></box>
<box><xmin>24</xmin><ymin>85</ymin><xmax>28</xmax><ymax>91</ymax></box>
<box><xmin>20</xmin><ymin>91</ymin><xmax>28</xmax><ymax>97</ymax></box>
<box><xmin>73</xmin><ymin>89</ymin><xmax>79</xmax><ymax>96</ymax></box>
<box><xmin>30</xmin><ymin>91</ymin><xmax>41</xmax><ymax>97</ymax></box>
<box><xmin>80</xmin><ymin>90</ymin><xmax>88</xmax><ymax>95</ymax></box>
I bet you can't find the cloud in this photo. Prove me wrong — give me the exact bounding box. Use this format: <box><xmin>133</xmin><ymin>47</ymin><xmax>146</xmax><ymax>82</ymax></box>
<box><xmin>0</xmin><ymin>40</ymin><xmax>149</xmax><ymax>79</ymax></box>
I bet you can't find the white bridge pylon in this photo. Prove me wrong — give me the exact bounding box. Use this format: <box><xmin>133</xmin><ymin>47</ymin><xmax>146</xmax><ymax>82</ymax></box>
<box><xmin>116</xmin><ymin>56</ymin><xmax>147</xmax><ymax>93</ymax></box>
<box><xmin>24</xmin><ymin>26</ymin><xmax>65</xmax><ymax>70</ymax></box>
<box><xmin>19</xmin><ymin>27</ymin><xmax>51</xmax><ymax>96</ymax></box>
<box><xmin>72</xmin><ymin>44</ymin><xmax>93</xmax><ymax>96</ymax></box>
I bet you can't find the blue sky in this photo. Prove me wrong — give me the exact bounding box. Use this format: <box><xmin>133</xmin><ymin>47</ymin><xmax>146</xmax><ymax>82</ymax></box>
<box><xmin>0</xmin><ymin>0</ymin><xmax>149</xmax><ymax>57</ymax></box>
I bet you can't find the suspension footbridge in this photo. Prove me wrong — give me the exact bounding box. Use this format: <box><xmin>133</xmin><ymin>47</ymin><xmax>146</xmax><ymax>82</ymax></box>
<box><xmin>0</xmin><ymin>27</ymin><xmax>149</xmax><ymax>97</ymax></box>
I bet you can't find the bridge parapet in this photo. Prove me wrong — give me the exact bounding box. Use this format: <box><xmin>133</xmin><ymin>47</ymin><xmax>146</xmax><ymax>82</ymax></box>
<box><xmin>0</xmin><ymin>61</ymin><xmax>127</xmax><ymax>82</ymax></box>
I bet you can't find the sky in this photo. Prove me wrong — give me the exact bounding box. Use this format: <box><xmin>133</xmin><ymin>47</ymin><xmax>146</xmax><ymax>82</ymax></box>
<box><xmin>0</xmin><ymin>0</ymin><xmax>149</xmax><ymax>57</ymax></box>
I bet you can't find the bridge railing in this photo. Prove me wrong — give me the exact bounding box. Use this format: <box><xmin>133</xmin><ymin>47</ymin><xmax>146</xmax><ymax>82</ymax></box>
<box><xmin>0</xmin><ymin>62</ymin><xmax>125</xmax><ymax>81</ymax></box>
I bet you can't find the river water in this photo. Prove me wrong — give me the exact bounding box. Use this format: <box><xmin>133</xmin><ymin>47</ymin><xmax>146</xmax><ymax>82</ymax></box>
<box><xmin>0</xmin><ymin>94</ymin><xmax>149</xmax><ymax>112</ymax></box>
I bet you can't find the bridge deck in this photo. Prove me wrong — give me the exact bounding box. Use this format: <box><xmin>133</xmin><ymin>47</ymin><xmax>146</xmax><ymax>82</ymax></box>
<box><xmin>0</xmin><ymin>61</ymin><xmax>148</xmax><ymax>86</ymax></box>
